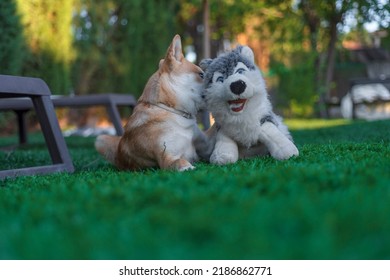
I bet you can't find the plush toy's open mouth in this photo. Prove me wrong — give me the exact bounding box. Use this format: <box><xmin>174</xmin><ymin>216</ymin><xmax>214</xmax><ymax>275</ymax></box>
<box><xmin>228</xmin><ymin>99</ymin><xmax>247</xmax><ymax>112</ymax></box>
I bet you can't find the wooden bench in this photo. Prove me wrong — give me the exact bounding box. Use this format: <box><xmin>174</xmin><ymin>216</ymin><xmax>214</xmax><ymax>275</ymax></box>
<box><xmin>0</xmin><ymin>93</ymin><xmax>137</xmax><ymax>144</ymax></box>
<box><xmin>0</xmin><ymin>74</ymin><xmax>74</xmax><ymax>179</ymax></box>
<box><xmin>350</xmin><ymin>77</ymin><xmax>390</xmax><ymax>119</ymax></box>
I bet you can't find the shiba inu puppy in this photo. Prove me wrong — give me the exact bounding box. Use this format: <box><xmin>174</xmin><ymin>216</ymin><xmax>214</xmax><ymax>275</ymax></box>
<box><xmin>95</xmin><ymin>35</ymin><xmax>211</xmax><ymax>171</ymax></box>
<box><xmin>200</xmin><ymin>45</ymin><xmax>299</xmax><ymax>165</ymax></box>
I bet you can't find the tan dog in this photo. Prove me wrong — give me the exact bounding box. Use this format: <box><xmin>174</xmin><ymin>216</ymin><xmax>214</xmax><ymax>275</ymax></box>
<box><xmin>95</xmin><ymin>35</ymin><xmax>211</xmax><ymax>171</ymax></box>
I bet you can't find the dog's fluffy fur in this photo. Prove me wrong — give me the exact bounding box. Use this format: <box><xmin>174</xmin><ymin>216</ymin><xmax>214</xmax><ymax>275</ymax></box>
<box><xmin>200</xmin><ymin>45</ymin><xmax>299</xmax><ymax>165</ymax></box>
<box><xmin>95</xmin><ymin>35</ymin><xmax>211</xmax><ymax>171</ymax></box>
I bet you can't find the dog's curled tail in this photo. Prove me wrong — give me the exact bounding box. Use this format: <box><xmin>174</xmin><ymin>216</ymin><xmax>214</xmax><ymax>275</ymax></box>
<box><xmin>95</xmin><ymin>135</ymin><xmax>121</xmax><ymax>165</ymax></box>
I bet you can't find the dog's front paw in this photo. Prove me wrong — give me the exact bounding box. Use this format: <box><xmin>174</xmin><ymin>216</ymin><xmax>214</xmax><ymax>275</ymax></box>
<box><xmin>270</xmin><ymin>140</ymin><xmax>299</xmax><ymax>160</ymax></box>
<box><xmin>210</xmin><ymin>152</ymin><xmax>238</xmax><ymax>165</ymax></box>
<box><xmin>179</xmin><ymin>164</ymin><xmax>195</xmax><ymax>172</ymax></box>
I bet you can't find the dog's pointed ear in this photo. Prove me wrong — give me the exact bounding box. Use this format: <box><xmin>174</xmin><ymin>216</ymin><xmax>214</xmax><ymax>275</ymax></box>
<box><xmin>173</xmin><ymin>35</ymin><xmax>184</xmax><ymax>62</ymax></box>
<box><xmin>160</xmin><ymin>35</ymin><xmax>184</xmax><ymax>73</ymax></box>
<box><xmin>159</xmin><ymin>59</ymin><xmax>165</xmax><ymax>68</ymax></box>
<box><xmin>239</xmin><ymin>45</ymin><xmax>255</xmax><ymax>63</ymax></box>
<box><xmin>200</xmin><ymin>58</ymin><xmax>213</xmax><ymax>71</ymax></box>
<box><xmin>167</xmin><ymin>34</ymin><xmax>184</xmax><ymax>63</ymax></box>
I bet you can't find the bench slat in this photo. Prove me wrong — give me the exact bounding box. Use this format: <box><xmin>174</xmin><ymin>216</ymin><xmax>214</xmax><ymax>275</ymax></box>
<box><xmin>0</xmin><ymin>93</ymin><xmax>137</xmax><ymax>142</ymax></box>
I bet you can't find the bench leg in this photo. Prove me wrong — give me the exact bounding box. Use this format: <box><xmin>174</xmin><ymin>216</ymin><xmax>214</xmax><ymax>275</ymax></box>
<box><xmin>15</xmin><ymin>110</ymin><xmax>29</xmax><ymax>145</ymax></box>
<box><xmin>32</xmin><ymin>95</ymin><xmax>74</xmax><ymax>171</ymax></box>
<box><xmin>0</xmin><ymin>96</ymin><xmax>74</xmax><ymax>179</ymax></box>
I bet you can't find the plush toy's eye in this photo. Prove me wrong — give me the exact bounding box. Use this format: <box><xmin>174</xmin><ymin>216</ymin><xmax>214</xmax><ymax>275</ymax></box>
<box><xmin>236</xmin><ymin>68</ymin><xmax>246</xmax><ymax>74</ymax></box>
<box><xmin>199</xmin><ymin>72</ymin><xmax>204</xmax><ymax>79</ymax></box>
<box><xmin>216</xmin><ymin>76</ymin><xmax>224</xmax><ymax>83</ymax></box>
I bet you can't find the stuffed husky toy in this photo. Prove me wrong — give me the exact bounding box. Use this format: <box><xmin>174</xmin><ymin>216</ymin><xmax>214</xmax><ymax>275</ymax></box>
<box><xmin>200</xmin><ymin>45</ymin><xmax>299</xmax><ymax>165</ymax></box>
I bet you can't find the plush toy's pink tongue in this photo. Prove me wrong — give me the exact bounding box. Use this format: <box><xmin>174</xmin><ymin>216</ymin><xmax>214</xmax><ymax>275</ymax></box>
<box><xmin>228</xmin><ymin>99</ymin><xmax>247</xmax><ymax>112</ymax></box>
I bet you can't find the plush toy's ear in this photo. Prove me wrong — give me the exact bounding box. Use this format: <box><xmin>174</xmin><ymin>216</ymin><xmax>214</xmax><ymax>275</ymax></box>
<box><xmin>199</xmin><ymin>58</ymin><xmax>213</xmax><ymax>71</ymax></box>
<box><xmin>240</xmin><ymin>46</ymin><xmax>255</xmax><ymax>63</ymax></box>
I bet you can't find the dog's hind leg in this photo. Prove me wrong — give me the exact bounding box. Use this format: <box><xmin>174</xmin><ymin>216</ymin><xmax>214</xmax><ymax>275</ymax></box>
<box><xmin>171</xmin><ymin>158</ymin><xmax>195</xmax><ymax>171</ymax></box>
<box><xmin>158</xmin><ymin>154</ymin><xmax>195</xmax><ymax>171</ymax></box>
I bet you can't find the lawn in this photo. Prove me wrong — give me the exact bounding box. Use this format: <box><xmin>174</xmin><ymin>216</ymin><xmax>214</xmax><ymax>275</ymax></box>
<box><xmin>1</xmin><ymin>119</ymin><xmax>390</xmax><ymax>259</ymax></box>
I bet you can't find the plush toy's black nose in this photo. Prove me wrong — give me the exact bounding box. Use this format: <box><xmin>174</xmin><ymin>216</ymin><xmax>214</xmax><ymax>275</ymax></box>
<box><xmin>230</xmin><ymin>80</ymin><xmax>246</xmax><ymax>95</ymax></box>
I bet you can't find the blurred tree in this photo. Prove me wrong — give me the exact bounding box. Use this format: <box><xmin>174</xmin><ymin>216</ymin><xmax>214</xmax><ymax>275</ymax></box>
<box><xmin>242</xmin><ymin>0</ymin><xmax>390</xmax><ymax>117</ymax></box>
<box><xmin>249</xmin><ymin>1</ymin><xmax>318</xmax><ymax>117</ymax></box>
<box><xmin>177</xmin><ymin>0</ymin><xmax>318</xmax><ymax>116</ymax></box>
<box><xmin>0</xmin><ymin>0</ymin><xmax>25</xmax><ymax>133</ymax></box>
<box><xmin>382</xmin><ymin>28</ymin><xmax>390</xmax><ymax>49</ymax></box>
<box><xmin>297</xmin><ymin>0</ymin><xmax>390</xmax><ymax>117</ymax></box>
<box><xmin>0</xmin><ymin>0</ymin><xmax>24</xmax><ymax>75</ymax></box>
<box><xmin>72</xmin><ymin>0</ymin><xmax>180</xmax><ymax>95</ymax></box>
<box><xmin>177</xmin><ymin>0</ymin><xmax>265</xmax><ymax>60</ymax></box>
<box><xmin>2</xmin><ymin>0</ymin><xmax>387</xmax><ymax>117</ymax></box>
<box><xmin>16</xmin><ymin>0</ymin><xmax>75</xmax><ymax>94</ymax></box>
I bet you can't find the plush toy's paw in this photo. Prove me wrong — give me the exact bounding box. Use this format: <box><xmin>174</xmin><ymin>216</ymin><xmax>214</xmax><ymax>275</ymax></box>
<box><xmin>270</xmin><ymin>140</ymin><xmax>299</xmax><ymax>160</ymax></box>
<box><xmin>210</xmin><ymin>152</ymin><xmax>238</xmax><ymax>165</ymax></box>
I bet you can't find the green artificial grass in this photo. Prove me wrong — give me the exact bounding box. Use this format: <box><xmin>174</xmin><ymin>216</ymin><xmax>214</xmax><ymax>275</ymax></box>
<box><xmin>1</xmin><ymin>119</ymin><xmax>390</xmax><ymax>260</ymax></box>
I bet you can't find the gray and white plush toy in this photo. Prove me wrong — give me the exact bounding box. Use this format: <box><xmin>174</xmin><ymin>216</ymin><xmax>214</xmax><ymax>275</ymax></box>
<box><xmin>200</xmin><ymin>45</ymin><xmax>299</xmax><ymax>165</ymax></box>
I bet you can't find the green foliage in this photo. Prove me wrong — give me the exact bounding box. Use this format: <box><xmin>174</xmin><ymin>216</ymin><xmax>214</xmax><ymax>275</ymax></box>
<box><xmin>381</xmin><ymin>27</ymin><xmax>390</xmax><ymax>49</ymax></box>
<box><xmin>262</xmin><ymin>0</ymin><xmax>390</xmax><ymax>116</ymax></box>
<box><xmin>1</xmin><ymin>0</ymin><xmax>389</xmax><ymax>107</ymax></box>
<box><xmin>16</xmin><ymin>0</ymin><xmax>75</xmax><ymax>94</ymax></box>
<box><xmin>1</xmin><ymin>119</ymin><xmax>390</xmax><ymax>259</ymax></box>
<box><xmin>73</xmin><ymin>0</ymin><xmax>180</xmax><ymax>95</ymax></box>
<box><xmin>0</xmin><ymin>0</ymin><xmax>24</xmax><ymax>75</ymax></box>
<box><xmin>272</xmin><ymin>53</ymin><xmax>318</xmax><ymax>117</ymax></box>
<box><xmin>207</xmin><ymin>0</ymin><xmax>265</xmax><ymax>39</ymax></box>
